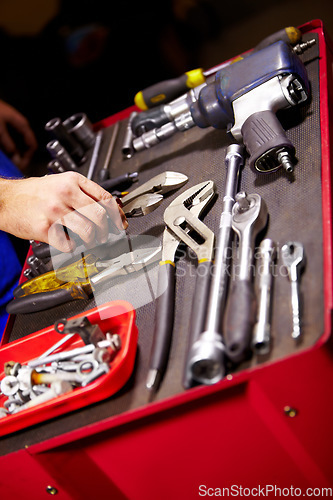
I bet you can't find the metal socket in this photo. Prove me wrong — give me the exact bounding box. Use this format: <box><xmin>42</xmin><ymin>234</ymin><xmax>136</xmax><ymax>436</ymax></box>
<box><xmin>63</xmin><ymin>112</ymin><xmax>96</xmax><ymax>150</ymax></box>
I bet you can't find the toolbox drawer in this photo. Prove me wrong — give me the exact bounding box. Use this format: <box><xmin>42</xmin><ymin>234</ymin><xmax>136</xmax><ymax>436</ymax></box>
<box><xmin>0</xmin><ymin>19</ymin><xmax>332</xmax><ymax>499</ymax></box>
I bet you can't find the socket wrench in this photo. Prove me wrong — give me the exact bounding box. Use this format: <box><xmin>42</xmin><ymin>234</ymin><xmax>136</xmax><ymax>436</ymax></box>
<box><xmin>185</xmin><ymin>144</ymin><xmax>244</xmax><ymax>386</ymax></box>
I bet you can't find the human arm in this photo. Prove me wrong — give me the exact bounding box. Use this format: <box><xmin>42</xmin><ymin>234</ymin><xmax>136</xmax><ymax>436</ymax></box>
<box><xmin>0</xmin><ymin>171</ymin><xmax>128</xmax><ymax>252</ymax></box>
<box><xmin>0</xmin><ymin>100</ymin><xmax>38</xmax><ymax>170</ymax></box>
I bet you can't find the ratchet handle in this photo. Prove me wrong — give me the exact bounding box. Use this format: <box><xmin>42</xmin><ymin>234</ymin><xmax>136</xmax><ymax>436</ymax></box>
<box><xmin>149</xmin><ymin>262</ymin><xmax>176</xmax><ymax>375</ymax></box>
<box><xmin>224</xmin><ymin>279</ymin><xmax>257</xmax><ymax>363</ymax></box>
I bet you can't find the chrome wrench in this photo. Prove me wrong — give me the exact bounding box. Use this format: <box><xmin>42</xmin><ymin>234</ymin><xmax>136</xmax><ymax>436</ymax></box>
<box><xmin>281</xmin><ymin>241</ymin><xmax>305</xmax><ymax>340</ymax></box>
<box><xmin>224</xmin><ymin>191</ymin><xmax>268</xmax><ymax>363</ymax></box>
<box><xmin>185</xmin><ymin>144</ymin><xmax>244</xmax><ymax>386</ymax></box>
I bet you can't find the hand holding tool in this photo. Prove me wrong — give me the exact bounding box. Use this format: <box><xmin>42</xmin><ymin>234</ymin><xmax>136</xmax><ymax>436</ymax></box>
<box><xmin>134</xmin><ymin>27</ymin><xmax>302</xmax><ymax>110</ymax></box>
<box><xmin>7</xmin><ymin>246</ymin><xmax>161</xmax><ymax>314</ymax></box>
<box><xmin>146</xmin><ymin>181</ymin><xmax>215</xmax><ymax>392</ymax></box>
<box><xmin>252</xmin><ymin>239</ymin><xmax>276</xmax><ymax>355</ymax></box>
<box><xmin>185</xmin><ymin>145</ymin><xmax>243</xmax><ymax>387</ymax></box>
<box><xmin>224</xmin><ymin>192</ymin><xmax>268</xmax><ymax>363</ymax></box>
<box><xmin>281</xmin><ymin>241</ymin><xmax>305</xmax><ymax>340</ymax></box>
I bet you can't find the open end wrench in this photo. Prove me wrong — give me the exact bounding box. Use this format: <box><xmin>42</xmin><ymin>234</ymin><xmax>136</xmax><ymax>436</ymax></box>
<box><xmin>224</xmin><ymin>192</ymin><xmax>268</xmax><ymax>363</ymax></box>
<box><xmin>281</xmin><ymin>241</ymin><xmax>305</xmax><ymax>340</ymax></box>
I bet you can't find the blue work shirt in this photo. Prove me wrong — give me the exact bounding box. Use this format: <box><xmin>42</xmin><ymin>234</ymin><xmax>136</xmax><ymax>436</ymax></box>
<box><xmin>0</xmin><ymin>151</ymin><xmax>24</xmax><ymax>337</ymax></box>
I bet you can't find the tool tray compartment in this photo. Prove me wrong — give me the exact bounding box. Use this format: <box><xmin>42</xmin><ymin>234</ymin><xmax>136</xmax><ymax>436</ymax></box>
<box><xmin>0</xmin><ymin>19</ymin><xmax>332</xmax><ymax>497</ymax></box>
<box><xmin>0</xmin><ymin>301</ymin><xmax>137</xmax><ymax>437</ymax></box>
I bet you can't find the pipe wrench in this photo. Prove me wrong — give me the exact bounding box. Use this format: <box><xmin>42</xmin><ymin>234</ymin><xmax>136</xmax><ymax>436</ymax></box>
<box><xmin>146</xmin><ymin>180</ymin><xmax>215</xmax><ymax>392</ymax></box>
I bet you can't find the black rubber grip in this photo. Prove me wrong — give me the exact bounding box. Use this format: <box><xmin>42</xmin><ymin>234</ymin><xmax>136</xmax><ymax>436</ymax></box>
<box><xmin>242</xmin><ymin>110</ymin><xmax>295</xmax><ymax>171</ymax></box>
<box><xmin>131</xmin><ymin>106</ymin><xmax>170</xmax><ymax>135</ymax></box>
<box><xmin>98</xmin><ymin>168</ymin><xmax>110</xmax><ymax>183</ymax></box>
<box><xmin>188</xmin><ymin>260</ymin><xmax>212</xmax><ymax>348</ymax></box>
<box><xmin>223</xmin><ymin>279</ymin><xmax>257</xmax><ymax>364</ymax></box>
<box><xmin>149</xmin><ymin>262</ymin><xmax>176</xmax><ymax>375</ymax></box>
<box><xmin>100</xmin><ymin>173</ymin><xmax>137</xmax><ymax>192</ymax></box>
<box><xmin>31</xmin><ymin>242</ymin><xmax>52</xmax><ymax>260</ymax></box>
<box><xmin>6</xmin><ymin>287</ymin><xmax>86</xmax><ymax>314</ymax></box>
<box><xmin>140</xmin><ymin>74</ymin><xmax>188</xmax><ymax>110</ymax></box>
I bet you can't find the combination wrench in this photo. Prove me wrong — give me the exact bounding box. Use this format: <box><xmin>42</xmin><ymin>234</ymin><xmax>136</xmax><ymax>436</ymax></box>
<box><xmin>281</xmin><ymin>241</ymin><xmax>305</xmax><ymax>340</ymax></box>
<box><xmin>224</xmin><ymin>191</ymin><xmax>268</xmax><ymax>363</ymax></box>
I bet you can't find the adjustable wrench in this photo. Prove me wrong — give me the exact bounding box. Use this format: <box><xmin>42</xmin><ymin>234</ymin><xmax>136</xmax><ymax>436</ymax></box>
<box><xmin>224</xmin><ymin>191</ymin><xmax>268</xmax><ymax>363</ymax></box>
<box><xmin>146</xmin><ymin>181</ymin><xmax>215</xmax><ymax>392</ymax></box>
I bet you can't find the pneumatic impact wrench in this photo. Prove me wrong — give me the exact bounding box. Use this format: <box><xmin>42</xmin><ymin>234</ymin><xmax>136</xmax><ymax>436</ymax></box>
<box><xmin>133</xmin><ymin>38</ymin><xmax>315</xmax><ymax>174</ymax></box>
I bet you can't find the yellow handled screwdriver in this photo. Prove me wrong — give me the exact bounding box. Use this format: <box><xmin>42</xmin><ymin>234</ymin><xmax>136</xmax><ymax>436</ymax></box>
<box><xmin>134</xmin><ymin>26</ymin><xmax>301</xmax><ymax>110</ymax></box>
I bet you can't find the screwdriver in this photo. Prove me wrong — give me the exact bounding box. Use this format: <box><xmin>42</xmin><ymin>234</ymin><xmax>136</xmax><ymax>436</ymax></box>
<box><xmin>134</xmin><ymin>26</ymin><xmax>302</xmax><ymax>110</ymax></box>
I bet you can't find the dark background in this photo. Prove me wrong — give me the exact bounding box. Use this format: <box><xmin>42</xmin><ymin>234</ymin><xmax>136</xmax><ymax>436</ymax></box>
<box><xmin>0</xmin><ymin>0</ymin><xmax>332</xmax><ymax>172</ymax></box>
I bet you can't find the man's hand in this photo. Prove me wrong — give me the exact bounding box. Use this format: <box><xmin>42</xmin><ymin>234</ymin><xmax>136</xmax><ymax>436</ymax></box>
<box><xmin>0</xmin><ymin>172</ymin><xmax>128</xmax><ymax>252</ymax></box>
<box><xmin>0</xmin><ymin>100</ymin><xmax>38</xmax><ymax>170</ymax></box>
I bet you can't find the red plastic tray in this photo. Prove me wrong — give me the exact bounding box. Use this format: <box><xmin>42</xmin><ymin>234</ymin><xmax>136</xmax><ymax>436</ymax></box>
<box><xmin>0</xmin><ymin>300</ymin><xmax>138</xmax><ymax>437</ymax></box>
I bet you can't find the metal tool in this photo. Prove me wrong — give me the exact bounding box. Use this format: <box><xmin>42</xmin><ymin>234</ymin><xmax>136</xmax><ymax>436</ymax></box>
<box><xmin>131</xmin><ymin>39</ymin><xmax>314</xmax><ymax>173</ymax></box>
<box><xmin>224</xmin><ymin>192</ymin><xmax>268</xmax><ymax>363</ymax></box>
<box><xmin>100</xmin><ymin>172</ymin><xmax>139</xmax><ymax>192</ymax></box>
<box><xmin>45</xmin><ymin>117</ymin><xmax>85</xmax><ymax>162</ymax></box>
<box><xmin>134</xmin><ymin>27</ymin><xmax>302</xmax><ymax>110</ymax></box>
<box><xmin>146</xmin><ymin>181</ymin><xmax>215</xmax><ymax>392</ymax></box>
<box><xmin>87</xmin><ymin>130</ymin><xmax>103</xmax><ymax>180</ymax></box>
<box><xmin>47</xmin><ymin>159</ymin><xmax>70</xmax><ymax>174</ymax></box>
<box><xmin>120</xmin><ymin>171</ymin><xmax>188</xmax><ymax>206</ymax></box>
<box><xmin>46</xmin><ymin>140</ymin><xmax>78</xmax><ymax>171</ymax></box>
<box><xmin>121</xmin><ymin>193</ymin><xmax>164</xmax><ymax>217</ymax></box>
<box><xmin>253</xmin><ymin>239</ymin><xmax>277</xmax><ymax>355</ymax></box>
<box><xmin>63</xmin><ymin>112</ymin><xmax>96</xmax><ymax>150</ymax></box>
<box><xmin>7</xmin><ymin>246</ymin><xmax>161</xmax><ymax>314</ymax></box>
<box><xmin>122</xmin><ymin>111</ymin><xmax>137</xmax><ymax>159</ymax></box>
<box><xmin>185</xmin><ymin>145</ymin><xmax>243</xmax><ymax>387</ymax></box>
<box><xmin>281</xmin><ymin>241</ymin><xmax>305</xmax><ymax>340</ymax></box>
<box><xmin>118</xmin><ymin>171</ymin><xmax>188</xmax><ymax>217</ymax></box>
<box><xmin>98</xmin><ymin>121</ymin><xmax>120</xmax><ymax>182</ymax></box>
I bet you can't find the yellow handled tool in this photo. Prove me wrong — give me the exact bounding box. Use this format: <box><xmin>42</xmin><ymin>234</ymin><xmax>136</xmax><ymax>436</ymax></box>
<box><xmin>134</xmin><ymin>27</ymin><xmax>302</xmax><ymax>110</ymax></box>
<box><xmin>13</xmin><ymin>254</ymin><xmax>100</xmax><ymax>298</ymax></box>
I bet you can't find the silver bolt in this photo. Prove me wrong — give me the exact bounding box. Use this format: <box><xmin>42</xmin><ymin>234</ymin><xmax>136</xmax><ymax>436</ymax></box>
<box><xmin>235</xmin><ymin>191</ymin><xmax>251</xmax><ymax>212</ymax></box>
<box><xmin>0</xmin><ymin>375</ymin><xmax>20</xmax><ymax>396</ymax></box>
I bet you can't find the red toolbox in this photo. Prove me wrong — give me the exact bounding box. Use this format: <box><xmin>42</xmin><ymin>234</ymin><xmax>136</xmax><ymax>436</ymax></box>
<box><xmin>0</xmin><ymin>19</ymin><xmax>332</xmax><ymax>499</ymax></box>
